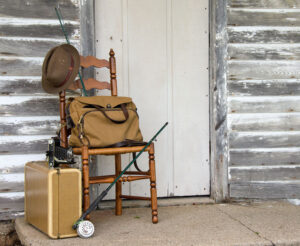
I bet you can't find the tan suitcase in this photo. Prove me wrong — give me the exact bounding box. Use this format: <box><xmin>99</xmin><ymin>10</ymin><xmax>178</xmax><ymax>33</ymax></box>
<box><xmin>25</xmin><ymin>161</ymin><xmax>81</xmax><ymax>238</ymax></box>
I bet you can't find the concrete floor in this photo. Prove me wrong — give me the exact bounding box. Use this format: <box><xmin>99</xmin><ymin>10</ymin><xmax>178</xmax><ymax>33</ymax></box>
<box><xmin>15</xmin><ymin>200</ymin><xmax>300</xmax><ymax>246</ymax></box>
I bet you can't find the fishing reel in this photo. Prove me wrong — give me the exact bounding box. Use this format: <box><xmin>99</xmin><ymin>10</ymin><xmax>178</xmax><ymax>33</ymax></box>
<box><xmin>46</xmin><ymin>137</ymin><xmax>75</xmax><ymax>167</ymax></box>
<box><xmin>75</xmin><ymin>220</ymin><xmax>95</xmax><ymax>239</ymax></box>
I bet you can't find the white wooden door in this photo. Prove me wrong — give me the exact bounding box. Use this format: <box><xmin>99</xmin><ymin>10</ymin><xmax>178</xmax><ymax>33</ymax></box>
<box><xmin>95</xmin><ymin>0</ymin><xmax>209</xmax><ymax>198</ymax></box>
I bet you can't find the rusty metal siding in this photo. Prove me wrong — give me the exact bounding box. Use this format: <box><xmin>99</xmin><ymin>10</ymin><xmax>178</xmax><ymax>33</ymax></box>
<box><xmin>0</xmin><ymin>0</ymin><xmax>80</xmax><ymax>218</ymax></box>
<box><xmin>227</xmin><ymin>0</ymin><xmax>300</xmax><ymax>198</ymax></box>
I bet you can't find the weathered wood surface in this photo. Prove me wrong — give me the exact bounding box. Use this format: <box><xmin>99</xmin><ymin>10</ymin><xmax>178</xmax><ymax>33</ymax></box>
<box><xmin>229</xmin><ymin>61</ymin><xmax>300</xmax><ymax>80</ymax></box>
<box><xmin>0</xmin><ymin>116</ymin><xmax>59</xmax><ymax>135</ymax></box>
<box><xmin>0</xmin><ymin>136</ymin><xmax>50</xmax><ymax>154</ymax></box>
<box><xmin>0</xmin><ymin>20</ymin><xmax>79</xmax><ymax>39</ymax></box>
<box><xmin>0</xmin><ymin>192</ymin><xmax>24</xmax><ymax>212</ymax></box>
<box><xmin>228</xmin><ymin>0</ymin><xmax>300</xmax><ymax>8</ymax></box>
<box><xmin>228</xmin><ymin>27</ymin><xmax>300</xmax><ymax>44</ymax></box>
<box><xmin>229</xmin><ymin>96</ymin><xmax>300</xmax><ymax>113</ymax></box>
<box><xmin>0</xmin><ymin>77</ymin><xmax>79</xmax><ymax>96</ymax></box>
<box><xmin>227</xmin><ymin>0</ymin><xmax>300</xmax><ymax>200</ymax></box>
<box><xmin>0</xmin><ymin>173</ymin><xmax>24</xmax><ymax>193</ymax></box>
<box><xmin>230</xmin><ymin>148</ymin><xmax>300</xmax><ymax>166</ymax></box>
<box><xmin>0</xmin><ymin>154</ymin><xmax>45</xmax><ymax>173</ymax></box>
<box><xmin>0</xmin><ymin>57</ymin><xmax>42</xmax><ymax>76</ymax></box>
<box><xmin>0</xmin><ymin>0</ymin><xmax>79</xmax><ymax>20</ymax></box>
<box><xmin>228</xmin><ymin>79</ymin><xmax>300</xmax><ymax>96</ymax></box>
<box><xmin>0</xmin><ymin>38</ymin><xmax>80</xmax><ymax>57</ymax></box>
<box><xmin>230</xmin><ymin>182</ymin><xmax>300</xmax><ymax>199</ymax></box>
<box><xmin>0</xmin><ymin>96</ymin><xmax>59</xmax><ymax>116</ymax></box>
<box><xmin>210</xmin><ymin>0</ymin><xmax>229</xmax><ymax>201</ymax></box>
<box><xmin>228</xmin><ymin>9</ymin><xmax>300</xmax><ymax>26</ymax></box>
<box><xmin>230</xmin><ymin>165</ymin><xmax>300</xmax><ymax>182</ymax></box>
<box><xmin>229</xmin><ymin>44</ymin><xmax>300</xmax><ymax>61</ymax></box>
<box><xmin>229</xmin><ymin>113</ymin><xmax>300</xmax><ymax>131</ymax></box>
<box><xmin>229</xmin><ymin>132</ymin><xmax>300</xmax><ymax>149</ymax></box>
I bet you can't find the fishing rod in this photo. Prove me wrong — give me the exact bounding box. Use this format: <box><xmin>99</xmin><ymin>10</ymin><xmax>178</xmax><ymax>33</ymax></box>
<box><xmin>55</xmin><ymin>7</ymin><xmax>88</xmax><ymax>96</ymax></box>
<box><xmin>73</xmin><ymin>122</ymin><xmax>168</xmax><ymax>238</ymax></box>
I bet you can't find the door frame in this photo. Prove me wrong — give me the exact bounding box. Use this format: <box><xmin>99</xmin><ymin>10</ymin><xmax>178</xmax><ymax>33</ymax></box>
<box><xmin>209</xmin><ymin>0</ymin><xmax>229</xmax><ymax>202</ymax></box>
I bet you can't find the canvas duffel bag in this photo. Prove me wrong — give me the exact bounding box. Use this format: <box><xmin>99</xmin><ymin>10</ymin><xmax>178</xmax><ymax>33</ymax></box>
<box><xmin>67</xmin><ymin>96</ymin><xmax>143</xmax><ymax>147</ymax></box>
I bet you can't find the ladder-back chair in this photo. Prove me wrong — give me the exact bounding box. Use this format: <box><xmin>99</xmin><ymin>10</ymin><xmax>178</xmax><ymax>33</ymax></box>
<box><xmin>59</xmin><ymin>49</ymin><xmax>158</xmax><ymax>223</ymax></box>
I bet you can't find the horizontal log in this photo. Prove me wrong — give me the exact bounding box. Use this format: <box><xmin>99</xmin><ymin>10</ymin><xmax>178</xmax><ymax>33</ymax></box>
<box><xmin>0</xmin><ymin>38</ymin><xmax>80</xmax><ymax>57</ymax></box>
<box><xmin>229</xmin><ymin>165</ymin><xmax>300</xmax><ymax>182</ymax></box>
<box><xmin>230</xmin><ymin>147</ymin><xmax>300</xmax><ymax>166</ymax></box>
<box><xmin>228</xmin><ymin>9</ymin><xmax>300</xmax><ymax>26</ymax></box>
<box><xmin>229</xmin><ymin>96</ymin><xmax>300</xmax><ymax>113</ymax></box>
<box><xmin>228</xmin><ymin>60</ymin><xmax>300</xmax><ymax>80</ymax></box>
<box><xmin>228</xmin><ymin>44</ymin><xmax>300</xmax><ymax>60</ymax></box>
<box><xmin>0</xmin><ymin>173</ymin><xmax>24</xmax><ymax>192</ymax></box>
<box><xmin>228</xmin><ymin>0</ymin><xmax>300</xmax><ymax>8</ymax></box>
<box><xmin>0</xmin><ymin>96</ymin><xmax>59</xmax><ymax>116</ymax></box>
<box><xmin>0</xmin><ymin>192</ymin><xmax>24</xmax><ymax>213</ymax></box>
<box><xmin>0</xmin><ymin>76</ymin><xmax>80</xmax><ymax>96</ymax></box>
<box><xmin>0</xmin><ymin>135</ymin><xmax>51</xmax><ymax>154</ymax></box>
<box><xmin>0</xmin><ymin>22</ymin><xmax>79</xmax><ymax>39</ymax></box>
<box><xmin>0</xmin><ymin>154</ymin><xmax>45</xmax><ymax>173</ymax></box>
<box><xmin>0</xmin><ymin>0</ymin><xmax>79</xmax><ymax>20</ymax></box>
<box><xmin>0</xmin><ymin>57</ymin><xmax>42</xmax><ymax>76</ymax></box>
<box><xmin>0</xmin><ymin>116</ymin><xmax>59</xmax><ymax>135</ymax></box>
<box><xmin>228</xmin><ymin>113</ymin><xmax>300</xmax><ymax>131</ymax></box>
<box><xmin>228</xmin><ymin>79</ymin><xmax>300</xmax><ymax>96</ymax></box>
<box><xmin>228</xmin><ymin>27</ymin><xmax>300</xmax><ymax>44</ymax></box>
<box><xmin>229</xmin><ymin>131</ymin><xmax>300</xmax><ymax>148</ymax></box>
<box><xmin>230</xmin><ymin>182</ymin><xmax>300</xmax><ymax>199</ymax></box>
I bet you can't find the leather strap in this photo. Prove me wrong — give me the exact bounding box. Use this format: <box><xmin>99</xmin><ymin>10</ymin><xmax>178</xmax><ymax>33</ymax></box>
<box><xmin>87</xmin><ymin>103</ymin><xmax>129</xmax><ymax>124</ymax></box>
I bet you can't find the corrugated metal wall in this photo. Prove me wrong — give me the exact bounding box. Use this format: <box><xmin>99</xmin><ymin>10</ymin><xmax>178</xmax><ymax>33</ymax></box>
<box><xmin>0</xmin><ymin>0</ymin><xmax>80</xmax><ymax>218</ymax></box>
<box><xmin>227</xmin><ymin>0</ymin><xmax>300</xmax><ymax>198</ymax></box>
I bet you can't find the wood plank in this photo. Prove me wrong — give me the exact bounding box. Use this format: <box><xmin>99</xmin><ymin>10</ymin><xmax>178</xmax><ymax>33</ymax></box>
<box><xmin>0</xmin><ymin>22</ymin><xmax>79</xmax><ymax>39</ymax></box>
<box><xmin>229</xmin><ymin>96</ymin><xmax>300</xmax><ymax>113</ymax></box>
<box><xmin>0</xmin><ymin>116</ymin><xmax>59</xmax><ymax>135</ymax></box>
<box><xmin>0</xmin><ymin>38</ymin><xmax>80</xmax><ymax>57</ymax></box>
<box><xmin>0</xmin><ymin>96</ymin><xmax>59</xmax><ymax>116</ymax></box>
<box><xmin>228</xmin><ymin>27</ymin><xmax>300</xmax><ymax>44</ymax></box>
<box><xmin>230</xmin><ymin>182</ymin><xmax>300</xmax><ymax>199</ymax></box>
<box><xmin>0</xmin><ymin>135</ymin><xmax>51</xmax><ymax>154</ymax></box>
<box><xmin>228</xmin><ymin>44</ymin><xmax>300</xmax><ymax>60</ymax></box>
<box><xmin>228</xmin><ymin>79</ymin><xmax>300</xmax><ymax>96</ymax></box>
<box><xmin>0</xmin><ymin>154</ymin><xmax>45</xmax><ymax>173</ymax></box>
<box><xmin>228</xmin><ymin>9</ymin><xmax>300</xmax><ymax>26</ymax></box>
<box><xmin>0</xmin><ymin>76</ymin><xmax>80</xmax><ymax>95</ymax></box>
<box><xmin>0</xmin><ymin>0</ymin><xmax>79</xmax><ymax>20</ymax></box>
<box><xmin>228</xmin><ymin>0</ymin><xmax>300</xmax><ymax>8</ymax></box>
<box><xmin>228</xmin><ymin>113</ymin><xmax>300</xmax><ymax>131</ymax></box>
<box><xmin>0</xmin><ymin>192</ymin><xmax>24</xmax><ymax>213</ymax></box>
<box><xmin>228</xmin><ymin>60</ymin><xmax>300</xmax><ymax>80</ymax></box>
<box><xmin>0</xmin><ymin>76</ymin><xmax>43</xmax><ymax>95</ymax></box>
<box><xmin>0</xmin><ymin>57</ymin><xmax>42</xmax><ymax>76</ymax></box>
<box><xmin>229</xmin><ymin>131</ymin><xmax>300</xmax><ymax>148</ymax></box>
<box><xmin>0</xmin><ymin>173</ymin><xmax>24</xmax><ymax>193</ymax></box>
<box><xmin>230</xmin><ymin>148</ymin><xmax>300</xmax><ymax>166</ymax></box>
<box><xmin>229</xmin><ymin>165</ymin><xmax>300</xmax><ymax>182</ymax></box>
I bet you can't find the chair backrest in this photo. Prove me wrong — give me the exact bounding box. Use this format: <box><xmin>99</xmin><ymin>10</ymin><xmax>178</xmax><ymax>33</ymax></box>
<box><xmin>59</xmin><ymin>49</ymin><xmax>118</xmax><ymax>147</ymax></box>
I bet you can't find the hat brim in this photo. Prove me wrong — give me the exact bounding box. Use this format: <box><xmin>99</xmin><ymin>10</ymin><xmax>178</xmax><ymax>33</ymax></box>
<box><xmin>42</xmin><ymin>44</ymin><xmax>80</xmax><ymax>94</ymax></box>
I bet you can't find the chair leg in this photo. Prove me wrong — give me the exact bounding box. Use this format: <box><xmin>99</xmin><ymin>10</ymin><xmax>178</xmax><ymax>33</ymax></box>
<box><xmin>82</xmin><ymin>145</ymin><xmax>90</xmax><ymax>220</ymax></box>
<box><xmin>149</xmin><ymin>143</ymin><xmax>158</xmax><ymax>223</ymax></box>
<box><xmin>115</xmin><ymin>154</ymin><xmax>122</xmax><ymax>215</ymax></box>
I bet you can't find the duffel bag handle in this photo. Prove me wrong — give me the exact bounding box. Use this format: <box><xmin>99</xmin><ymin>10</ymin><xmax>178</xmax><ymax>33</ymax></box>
<box><xmin>89</xmin><ymin>103</ymin><xmax>129</xmax><ymax>124</ymax></box>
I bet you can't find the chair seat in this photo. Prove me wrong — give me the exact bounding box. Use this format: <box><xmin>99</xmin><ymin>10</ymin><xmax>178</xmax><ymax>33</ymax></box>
<box><xmin>72</xmin><ymin>145</ymin><xmax>150</xmax><ymax>155</ymax></box>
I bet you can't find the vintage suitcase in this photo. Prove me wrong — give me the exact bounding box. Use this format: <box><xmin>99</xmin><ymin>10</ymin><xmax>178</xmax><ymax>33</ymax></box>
<box><xmin>25</xmin><ymin>161</ymin><xmax>81</xmax><ymax>239</ymax></box>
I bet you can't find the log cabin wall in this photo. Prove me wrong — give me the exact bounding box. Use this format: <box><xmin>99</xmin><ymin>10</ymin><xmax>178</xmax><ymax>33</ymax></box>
<box><xmin>227</xmin><ymin>0</ymin><xmax>300</xmax><ymax>199</ymax></box>
<box><xmin>0</xmin><ymin>0</ymin><xmax>81</xmax><ymax>219</ymax></box>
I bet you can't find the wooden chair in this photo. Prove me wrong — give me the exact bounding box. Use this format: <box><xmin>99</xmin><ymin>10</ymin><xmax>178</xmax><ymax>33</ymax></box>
<box><xmin>59</xmin><ymin>49</ymin><xmax>158</xmax><ymax>223</ymax></box>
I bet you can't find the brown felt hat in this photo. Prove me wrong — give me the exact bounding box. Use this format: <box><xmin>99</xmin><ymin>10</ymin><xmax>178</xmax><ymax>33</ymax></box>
<box><xmin>42</xmin><ymin>44</ymin><xmax>80</xmax><ymax>93</ymax></box>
